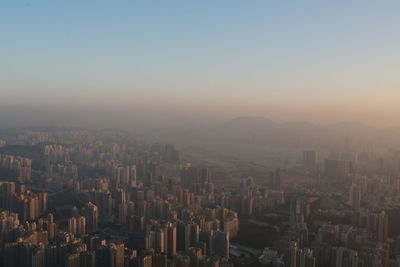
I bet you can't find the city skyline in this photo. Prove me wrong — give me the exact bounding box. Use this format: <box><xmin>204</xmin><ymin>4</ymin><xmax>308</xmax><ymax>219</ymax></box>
<box><xmin>2</xmin><ymin>2</ymin><xmax>400</xmax><ymax>267</ymax></box>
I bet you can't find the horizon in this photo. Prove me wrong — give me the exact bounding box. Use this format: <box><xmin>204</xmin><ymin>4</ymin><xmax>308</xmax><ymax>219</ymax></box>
<box><xmin>2</xmin><ymin>1</ymin><xmax>400</xmax><ymax>127</ymax></box>
<box><xmin>0</xmin><ymin>106</ymin><xmax>398</xmax><ymax>132</ymax></box>
<box><xmin>2</xmin><ymin>2</ymin><xmax>400</xmax><ymax>265</ymax></box>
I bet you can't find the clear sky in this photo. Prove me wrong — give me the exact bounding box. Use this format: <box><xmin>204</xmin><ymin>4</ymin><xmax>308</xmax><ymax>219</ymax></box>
<box><xmin>1</xmin><ymin>1</ymin><xmax>400</xmax><ymax>126</ymax></box>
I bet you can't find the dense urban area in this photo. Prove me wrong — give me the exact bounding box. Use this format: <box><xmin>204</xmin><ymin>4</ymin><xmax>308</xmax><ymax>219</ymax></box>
<box><xmin>0</xmin><ymin>127</ymin><xmax>399</xmax><ymax>267</ymax></box>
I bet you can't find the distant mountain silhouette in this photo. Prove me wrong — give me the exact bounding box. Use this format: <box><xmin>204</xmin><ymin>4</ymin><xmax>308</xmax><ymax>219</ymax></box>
<box><xmin>151</xmin><ymin>117</ymin><xmax>400</xmax><ymax>159</ymax></box>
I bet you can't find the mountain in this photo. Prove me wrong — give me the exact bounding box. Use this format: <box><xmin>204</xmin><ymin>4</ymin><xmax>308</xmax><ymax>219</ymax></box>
<box><xmin>150</xmin><ymin>117</ymin><xmax>400</xmax><ymax>160</ymax></box>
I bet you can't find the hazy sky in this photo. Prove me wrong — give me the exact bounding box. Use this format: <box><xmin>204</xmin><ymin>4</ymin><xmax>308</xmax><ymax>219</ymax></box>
<box><xmin>1</xmin><ymin>1</ymin><xmax>400</xmax><ymax>126</ymax></box>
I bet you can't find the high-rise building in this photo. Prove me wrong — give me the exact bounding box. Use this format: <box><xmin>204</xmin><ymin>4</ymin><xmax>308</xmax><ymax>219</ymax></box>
<box><xmin>114</xmin><ymin>165</ymin><xmax>137</xmax><ymax>188</ymax></box>
<box><xmin>190</xmin><ymin>223</ymin><xmax>200</xmax><ymax>246</ymax></box>
<box><xmin>140</xmin><ymin>255</ymin><xmax>153</xmax><ymax>267</ymax></box>
<box><xmin>378</xmin><ymin>211</ymin><xmax>388</xmax><ymax>242</ymax></box>
<box><xmin>31</xmin><ymin>245</ymin><xmax>46</xmax><ymax>267</ymax></box>
<box><xmin>273</xmin><ymin>168</ymin><xmax>281</xmax><ymax>189</ymax></box>
<box><xmin>167</xmin><ymin>223</ymin><xmax>177</xmax><ymax>258</ymax></box>
<box><xmin>177</xmin><ymin>222</ymin><xmax>191</xmax><ymax>252</ymax></box>
<box><xmin>199</xmin><ymin>231</ymin><xmax>213</xmax><ymax>256</ymax></box>
<box><xmin>154</xmin><ymin>227</ymin><xmax>166</xmax><ymax>254</ymax></box>
<box><xmin>349</xmin><ymin>183</ymin><xmax>361</xmax><ymax>211</ymax></box>
<box><xmin>94</xmin><ymin>243</ymin><xmax>125</xmax><ymax>267</ymax></box>
<box><xmin>290</xmin><ymin>199</ymin><xmax>304</xmax><ymax>226</ymax></box>
<box><xmin>84</xmin><ymin>202</ymin><xmax>99</xmax><ymax>232</ymax></box>
<box><xmin>111</xmin><ymin>243</ymin><xmax>125</xmax><ymax>267</ymax></box>
<box><xmin>65</xmin><ymin>253</ymin><xmax>80</xmax><ymax>267</ymax></box>
<box><xmin>303</xmin><ymin>151</ymin><xmax>317</xmax><ymax>169</ymax></box>
<box><xmin>334</xmin><ymin>247</ymin><xmax>358</xmax><ymax>267</ymax></box>
<box><xmin>175</xmin><ymin>254</ymin><xmax>190</xmax><ymax>267</ymax></box>
<box><xmin>68</xmin><ymin>217</ymin><xmax>77</xmax><ymax>235</ymax></box>
<box><xmin>95</xmin><ymin>245</ymin><xmax>115</xmax><ymax>267</ymax></box>
<box><xmin>289</xmin><ymin>241</ymin><xmax>298</xmax><ymax>267</ymax></box>
<box><xmin>118</xmin><ymin>202</ymin><xmax>128</xmax><ymax>225</ymax></box>
<box><xmin>77</xmin><ymin>216</ymin><xmax>86</xmax><ymax>234</ymax></box>
<box><xmin>299</xmin><ymin>248</ymin><xmax>315</xmax><ymax>267</ymax></box>
<box><xmin>211</xmin><ymin>231</ymin><xmax>229</xmax><ymax>259</ymax></box>
<box><xmin>188</xmin><ymin>247</ymin><xmax>202</xmax><ymax>267</ymax></box>
<box><xmin>153</xmin><ymin>253</ymin><xmax>168</xmax><ymax>267</ymax></box>
<box><xmin>45</xmin><ymin>245</ymin><xmax>58</xmax><ymax>267</ymax></box>
<box><xmin>0</xmin><ymin>181</ymin><xmax>15</xmax><ymax>208</ymax></box>
<box><xmin>80</xmin><ymin>251</ymin><xmax>96</xmax><ymax>267</ymax></box>
<box><xmin>131</xmin><ymin>215</ymin><xmax>145</xmax><ymax>232</ymax></box>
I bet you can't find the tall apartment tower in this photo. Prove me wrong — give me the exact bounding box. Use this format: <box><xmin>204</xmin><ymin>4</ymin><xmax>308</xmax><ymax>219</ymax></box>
<box><xmin>177</xmin><ymin>222</ymin><xmax>191</xmax><ymax>252</ymax></box>
<box><xmin>211</xmin><ymin>231</ymin><xmax>229</xmax><ymax>259</ymax></box>
<box><xmin>167</xmin><ymin>222</ymin><xmax>177</xmax><ymax>259</ymax></box>
<box><xmin>349</xmin><ymin>183</ymin><xmax>361</xmax><ymax>211</ymax></box>
<box><xmin>77</xmin><ymin>216</ymin><xmax>86</xmax><ymax>234</ymax></box>
<box><xmin>84</xmin><ymin>202</ymin><xmax>99</xmax><ymax>232</ymax></box>
<box><xmin>303</xmin><ymin>150</ymin><xmax>317</xmax><ymax>169</ymax></box>
<box><xmin>68</xmin><ymin>217</ymin><xmax>77</xmax><ymax>235</ymax></box>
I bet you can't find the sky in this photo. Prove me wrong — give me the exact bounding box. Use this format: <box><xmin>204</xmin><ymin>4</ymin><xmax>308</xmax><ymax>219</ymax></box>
<box><xmin>1</xmin><ymin>1</ymin><xmax>400</xmax><ymax>127</ymax></box>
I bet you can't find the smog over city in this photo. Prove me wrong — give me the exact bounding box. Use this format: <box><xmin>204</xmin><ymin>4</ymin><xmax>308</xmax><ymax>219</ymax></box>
<box><xmin>1</xmin><ymin>1</ymin><xmax>400</xmax><ymax>267</ymax></box>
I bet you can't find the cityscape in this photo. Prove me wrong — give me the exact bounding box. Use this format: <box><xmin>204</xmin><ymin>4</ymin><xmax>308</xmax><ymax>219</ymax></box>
<box><xmin>0</xmin><ymin>126</ymin><xmax>399</xmax><ymax>267</ymax></box>
<box><xmin>1</xmin><ymin>1</ymin><xmax>400</xmax><ymax>267</ymax></box>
